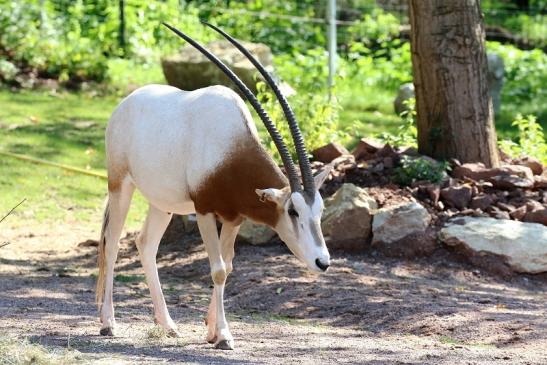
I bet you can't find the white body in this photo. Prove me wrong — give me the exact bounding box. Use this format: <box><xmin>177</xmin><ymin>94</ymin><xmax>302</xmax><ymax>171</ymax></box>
<box><xmin>97</xmin><ymin>84</ymin><xmax>330</xmax><ymax>350</ymax></box>
<box><xmin>108</xmin><ymin>84</ymin><xmax>258</xmax><ymax>213</ymax></box>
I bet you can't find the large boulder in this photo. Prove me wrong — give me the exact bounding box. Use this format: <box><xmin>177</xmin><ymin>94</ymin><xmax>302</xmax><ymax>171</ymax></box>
<box><xmin>439</xmin><ymin>217</ymin><xmax>547</xmax><ymax>273</ymax></box>
<box><xmin>237</xmin><ymin>219</ymin><xmax>276</xmax><ymax>245</ymax></box>
<box><xmin>162</xmin><ymin>40</ymin><xmax>283</xmax><ymax>95</ymax></box>
<box><xmin>393</xmin><ymin>83</ymin><xmax>415</xmax><ymax>116</ymax></box>
<box><xmin>372</xmin><ymin>202</ymin><xmax>431</xmax><ymax>245</ymax></box>
<box><xmin>487</xmin><ymin>52</ymin><xmax>504</xmax><ymax>114</ymax></box>
<box><xmin>321</xmin><ymin>183</ymin><xmax>377</xmax><ymax>250</ymax></box>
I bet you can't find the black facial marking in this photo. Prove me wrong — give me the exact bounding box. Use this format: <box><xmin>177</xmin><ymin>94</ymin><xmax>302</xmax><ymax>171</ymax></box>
<box><xmin>288</xmin><ymin>207</ymin><xmax>299</xmax><ymax>218</ymax></box>
<box><xmin>289</xmin><ymin>206</ymin><xmax>299</xmax><ymax>237</ymax></box>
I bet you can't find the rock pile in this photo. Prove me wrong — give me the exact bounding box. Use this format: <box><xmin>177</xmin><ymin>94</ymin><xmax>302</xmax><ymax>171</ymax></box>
<box><xmin>307</xmin><ymin>139</ymin><xmax>546</xmax><ymax>273</ymax></box>
<box><xmin>310</xmin><ymin>141</ymin><xmax>546</xmax><ymax>228</ymax></box>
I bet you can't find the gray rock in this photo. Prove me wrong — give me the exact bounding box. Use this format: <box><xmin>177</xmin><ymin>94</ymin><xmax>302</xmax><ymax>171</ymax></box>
<box><xmin>439</xmin><ymin>217</ymin><xmax>547</xmax><ymax>273</ymax></box>
<box><xmin>487</xmin><ymin>52</ymin><xmax>504</xmax><ymax>114</ymax></box>
<box><xmin>237</xmin><ymin>219</ymin><xmax>276</xmax><ymax>245</ymax></box>
<box><xmin>372</xmin><ymin>202</ymin><xmax>431</xmax><ymax>245</ymax></box>
<box><xmin>393</xmin><ymin>83</ymin><xmax>415</xmax><ymax>116</ymax></box>
<box><xmin>440</xmin><ymin>185</ymin><xmax>473</xmax><ymax>210</ymax></box>
<box><xmin>321</xmin><ymin>184</ymin><xmax>377</xmax><ymax>250</ymax></box>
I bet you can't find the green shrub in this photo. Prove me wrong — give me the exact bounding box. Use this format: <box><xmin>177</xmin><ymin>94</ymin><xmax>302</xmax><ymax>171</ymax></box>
<box><xmin>255</xmin><ymin>47</ymin><xmax>348</xmax><ymax>161</ymax></box>
<box><xmin>499</xmin><ymin>114</ymin><xmax>547</xmax><ymax>164</ymax></box>
<box><xmin>256</xmin><ymin>80</ymin><xmax>346</xmax><ymax>163</ymax></box>
<box><xmin>346</xmin><ymin>7</ymin><xmax>401</xmax><ymax>49</ymax></box>
<box><xmin>393</xmin><ymin>156</ymin><xmax>450</xmax><ymax>186</ymax></box>
<box><xmin>0</xmin><ymin>1</ymin><xmax>109</xmax><ymax>83</ymax></box>
<box><xmin>0</xmin><ymin>59</ymin><xmax>18</xmax><ymax>82</ymax></box>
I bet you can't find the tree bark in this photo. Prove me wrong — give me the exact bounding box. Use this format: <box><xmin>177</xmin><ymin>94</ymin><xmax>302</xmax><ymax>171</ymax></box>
<box><xmin>408</xmin><ymin>0</ymin><xmax>500</xmax><ymax>167</ymax></box>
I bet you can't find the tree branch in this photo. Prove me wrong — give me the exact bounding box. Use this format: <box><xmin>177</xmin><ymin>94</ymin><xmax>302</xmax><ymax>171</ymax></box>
<box><xmin>0</xmin><ymin>198</ymin><xmax>26</xmax><ymax>224</ymax></box>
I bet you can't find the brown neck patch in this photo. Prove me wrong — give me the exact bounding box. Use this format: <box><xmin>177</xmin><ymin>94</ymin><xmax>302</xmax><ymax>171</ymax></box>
<box><xmin>192</xmin><ymin>137</ymin><xmax>288</xmax><ymax>227</ymax></box>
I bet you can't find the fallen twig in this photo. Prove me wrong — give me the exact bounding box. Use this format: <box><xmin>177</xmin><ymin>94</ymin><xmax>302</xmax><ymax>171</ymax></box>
<box><xmin>0</xmin><ymin>242</ymin><xmax>10</xmax><ymax>249</ymax></box>
<box><xmin>0</xmin><ymin>151</ymin><xmax>107</xmax><ymax>179</ymax></box>
<box><xmin>0</xmin><ymin>198</ymin><xmax>26</xmax><ymax>224</ymax></box>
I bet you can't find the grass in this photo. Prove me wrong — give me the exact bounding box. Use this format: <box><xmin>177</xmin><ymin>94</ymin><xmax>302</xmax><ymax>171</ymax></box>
<box><xmin>338</xmin><ymin>82</ymin><xmax>546</xmax><ymax>147</ymax></box>
<box><xmin>0</xmin><ymin>88</ymin><xmax>148</xmax><ymax>229</ymax></box>
<box><xmin>438</xmin><ymin>335</ymin><xmax>495</xmax><ymax>349</ymax></box>
<box><xmin>114</xmin><ymin>274</ymin><xmax>145</xmax><ymax>283</ymax></box>
<box><xmin>0</xmin><ymin>335</ymin><xmax>83</xmax><ymax>365</ymax></box>
<box><xmin>338</xmin><ymin>84</ymin><xmax>402</xmax><ymax>148</ymax></box>
<box><xmin>145</xmin><ymin>325</ymin><xmax>170</xmax><ymax>340</ymax></box>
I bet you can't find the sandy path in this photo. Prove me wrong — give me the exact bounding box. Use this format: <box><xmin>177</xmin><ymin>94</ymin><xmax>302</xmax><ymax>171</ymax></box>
<box><xmin>0</xmin><ymin>225</ymin><xmax>546</xmax><ymax>364</ymax></box>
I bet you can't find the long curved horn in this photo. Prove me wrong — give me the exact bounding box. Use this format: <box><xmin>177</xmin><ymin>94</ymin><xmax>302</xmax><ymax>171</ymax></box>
<box><xmin>201</xmin><ymin>21</ymin><xmax>316</xmax><ymax>200</ymax></box>
<box><xmin>162</xmin><ymin>22</ymin><xmax>302</xmax><ymax>193</ymax></box>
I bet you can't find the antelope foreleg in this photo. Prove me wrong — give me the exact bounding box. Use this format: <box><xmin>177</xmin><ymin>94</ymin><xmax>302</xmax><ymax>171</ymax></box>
<box><xmin>197</xmin><ymin>213</ymin><xmax>237</xmax><ymax>350</ymax></box>
<box><xmin>206</xmin><ymin>221</ymin><xmax>240</xmax><ymax>344</ymax></box>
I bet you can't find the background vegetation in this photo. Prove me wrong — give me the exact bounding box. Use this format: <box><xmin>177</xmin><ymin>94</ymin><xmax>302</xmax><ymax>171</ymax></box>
<box><xmin>0</xmin><ymin>0</ymin><xmax>545</xmax><ymax>225</ymax></box>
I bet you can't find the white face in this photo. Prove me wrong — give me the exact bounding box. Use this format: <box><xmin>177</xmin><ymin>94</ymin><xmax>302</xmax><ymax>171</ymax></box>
<box><xmin>256</xmin><ymin>167</ymin><xmax>332</xmax><ymax>273</ymax></box>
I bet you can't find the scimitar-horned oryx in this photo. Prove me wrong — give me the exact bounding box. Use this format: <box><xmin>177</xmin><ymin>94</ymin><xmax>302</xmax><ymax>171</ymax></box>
<box><xmin>95</xmin><ymin>22</ymin><xmax>332</xmax><ymax>350</ymax></box>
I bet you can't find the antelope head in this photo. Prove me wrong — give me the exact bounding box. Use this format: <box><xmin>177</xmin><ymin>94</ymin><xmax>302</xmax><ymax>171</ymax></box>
<box><xmin>163</xmin><ymin>22</ymin><xmax>332</xmax><ymax>273</ymax></box>
<box><xmin>256</xmin><ymin>166</ymin><xmax>332</xmax><ymax>272</ymax></box>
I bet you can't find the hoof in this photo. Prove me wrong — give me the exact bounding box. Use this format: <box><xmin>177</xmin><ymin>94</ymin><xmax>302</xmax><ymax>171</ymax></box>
<box><xmin>167</xmin><ymin>328</ymin><xmax>182</xmax><ymax>338</ymax></box>
<box><xmin>100</xmin><ymin>327</ymin><xmax>113</xmax><ymax>336</ymax></box>
<box><xmin>215</xmin><ymin>339</ymin><xmax>234</xmax><ymax>350</ymax></box>
<box><xmin>206</xmin><ymin>335</ymin><xmax>217</xmax><ymax>344</ymax></box>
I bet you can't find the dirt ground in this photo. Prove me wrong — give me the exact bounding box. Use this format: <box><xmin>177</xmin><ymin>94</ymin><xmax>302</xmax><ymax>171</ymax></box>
<box><xmin>1</xmin><ymin>224</ymin><xmax>546</xmax><ymax>364</ymax></box>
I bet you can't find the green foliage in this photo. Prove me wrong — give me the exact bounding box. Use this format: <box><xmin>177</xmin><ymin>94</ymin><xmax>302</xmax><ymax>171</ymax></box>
<box><xmin>0</xmin><ymin>0</ymin><xmax>214</xmax><ymax>84</ymax></box>
<box><xmin>256</xmin><ymin>79</ymin><xmax>345</xmax><ymax>163</ymax></box>
<box><xmin>254</xmin><ymin>47</ymin><xmax>349</xmax><ymax>161</ymax></box>
<box><xmin>378</xmin><ymin>98</ymin><xmax>417</xmax><ymax>147</ymax></box>
<box><xmin>0</xmin><ymin>0</ymin><xmax>109</xmax><ymax>83</ymax></box>
<box><xmin>199</xmin><ymin>0</ymin><xmax>325</xmax><ymax>54</ymax></box>
<box><xmin>487</xmin><ymin>42</ymin><xmax>546</xmax><ymax>105</ymax></box>
<box><xmin>0</xmin><ymin>59</ymin><xmax>18</xmax><ymax>82</ymax></box>
<box><xmin>482</xmin><ymin>1</ymin><xmax>547</xmax><ymax>48</ymax></box>
<box><xmin>393</xmin><ymin>156</ymin><xmax>450</xmax><ymax>186</ymax></box>
<box><xmin>347</xmin><ymin>41</ymin><xmax>412</xmax><ymax>90</ymax></box>
<box><xmin>346</xmin><ymin>8</ymin><xmax>401</xmax><ymax>48</ymax></box>
<box><xmin>499</xmin><ymin>114</ymin><xmax>547</xmax><ymax>164</ymax></box>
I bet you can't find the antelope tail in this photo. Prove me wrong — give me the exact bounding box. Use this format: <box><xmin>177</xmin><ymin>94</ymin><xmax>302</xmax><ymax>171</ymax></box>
<box><xmin>95</xmin><ymin>198</ymin><xmax>110</xmax><ymax>310</ymax></box>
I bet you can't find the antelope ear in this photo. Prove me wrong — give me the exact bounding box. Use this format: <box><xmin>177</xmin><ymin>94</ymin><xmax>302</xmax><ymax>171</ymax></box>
<box><xmin>255</xmin><ymin>188</ymin><xmax>288</xmax><ymax>206</ymax></box>
<box><xmin>314</xmin><ymin>164</ymin><xmax>333</xmax><ymax>189</ymax></box>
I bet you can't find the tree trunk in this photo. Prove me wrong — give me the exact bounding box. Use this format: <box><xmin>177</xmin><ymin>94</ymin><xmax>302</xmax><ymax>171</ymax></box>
<box><xmin>408</xmin><ymin>0</ymin><xmax>500</xmax><ymax>167</ymax></box>
<box><xmin>119</xmin><ymin>0</ymin><xmax>126</xmax><ymax>55</ymax></box>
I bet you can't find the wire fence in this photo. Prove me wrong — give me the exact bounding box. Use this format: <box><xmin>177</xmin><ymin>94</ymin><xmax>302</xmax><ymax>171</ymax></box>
<box><xmin>195</xmin><ymin>2</ymin><xmax>545</xmax><ymax>46</ymax></box>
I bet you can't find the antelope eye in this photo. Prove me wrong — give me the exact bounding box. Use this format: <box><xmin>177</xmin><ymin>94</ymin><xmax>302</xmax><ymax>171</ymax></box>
<box><xmin>288</xmin><ymin>208</ymin><xmax>299</xmax><ymax>218</ymax></box>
